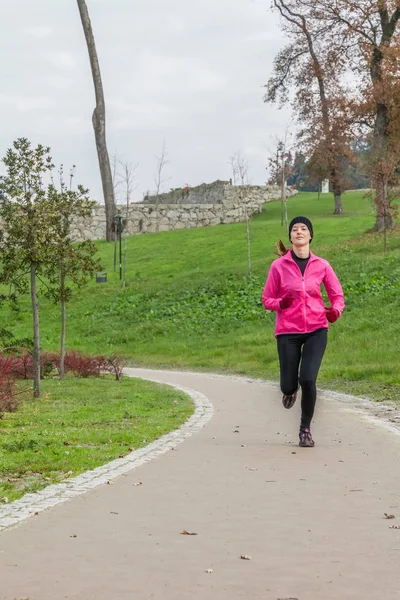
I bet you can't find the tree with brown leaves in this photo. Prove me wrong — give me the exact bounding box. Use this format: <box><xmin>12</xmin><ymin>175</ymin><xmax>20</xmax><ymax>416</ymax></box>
<box><xmin>265</xmin><ymin>0</ymin><xmax>355</xmax><ymax>215</ymax></box>
<box><xmin>280</xmin><ymin>0</ymin><xmax>400</xmax><ymax>230</ymax></box>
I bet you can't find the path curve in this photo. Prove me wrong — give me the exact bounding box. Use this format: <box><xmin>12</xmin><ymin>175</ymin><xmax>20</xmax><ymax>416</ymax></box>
<box><xmin>0</xmin><ymin>368</ymin><xmax>400</xmax><ymax>600</ymax></box>
<box><xmin>0</xmin><ymin>374</ymin><xmax>213</xmax><ymax>533</ymax></box>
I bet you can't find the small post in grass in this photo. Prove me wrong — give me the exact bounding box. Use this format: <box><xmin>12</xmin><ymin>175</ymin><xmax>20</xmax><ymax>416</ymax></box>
<box><xmin>114</xmin><ymin>213</ymin><xmax>123</xmax><ymax>280</ymax></box>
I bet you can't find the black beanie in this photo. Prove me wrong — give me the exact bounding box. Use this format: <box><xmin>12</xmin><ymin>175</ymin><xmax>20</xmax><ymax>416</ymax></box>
<box><xmin>289</xmin><ymin>216</ymin><xmax>313</xmax><ymax>242</ymax></box>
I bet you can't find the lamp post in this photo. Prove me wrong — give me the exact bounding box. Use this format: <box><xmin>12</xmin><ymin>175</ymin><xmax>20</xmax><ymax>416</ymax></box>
<box><xmin>114</xmin><ymin>213</ymin><xmax>123</xmax><ymax>280</ymax></box>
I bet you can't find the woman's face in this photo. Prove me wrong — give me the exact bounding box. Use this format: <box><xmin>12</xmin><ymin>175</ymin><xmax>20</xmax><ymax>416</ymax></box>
<box><xmin>290</xmin><ymin>223</ymin><xmax>312</xmax><ymax>247</ymax></box>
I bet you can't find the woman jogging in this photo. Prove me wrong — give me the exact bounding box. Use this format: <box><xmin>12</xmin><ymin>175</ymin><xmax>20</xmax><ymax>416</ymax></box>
<box><xmin>262</xmin><ymin>216</ymin><xmax>345</xmax><ymax>448</ymax></box>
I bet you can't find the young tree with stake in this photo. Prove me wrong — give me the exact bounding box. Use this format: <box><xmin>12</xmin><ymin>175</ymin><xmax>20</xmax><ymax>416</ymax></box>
<box><xmin>45</xmin><ymin>168</ymin><xmax>101</xmax><ymax>378</ymax></box>
<box><xmin>0</xmin><ymin>139</ymin><xmax>57</xmax><ymax>397</ymax></box>
<box><xmin>228</xmin><ymin>151</ymin><xmax>252</xmax><ymax>276</ymax></box>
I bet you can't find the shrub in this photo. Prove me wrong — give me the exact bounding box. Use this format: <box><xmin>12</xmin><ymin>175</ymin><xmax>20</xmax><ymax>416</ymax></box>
<box><xmin>105</xmin><ymin>353</ymin><xmax>127</xmax><ymax>381</ymax></box>
<box><xmin>63</xmin><ymin>351</ymin><xmax>107</xmax><ymax>378</ymax></box>
<box><xmin>0</xmin><ymin>350</ymin><xmax>58</xmax><ymax>380</ymax></box>
<box><xmin>0</xmin><ymin>355</ymin><xmax>27</xmax><ymax>417</ymax></box>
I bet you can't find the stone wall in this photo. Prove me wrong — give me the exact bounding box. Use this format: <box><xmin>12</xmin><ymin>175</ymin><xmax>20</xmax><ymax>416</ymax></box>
<box><xmin>144</xmin><ymin>180</ymin><xmax>228</xmax><ymax>205</ymax></box>
<box><xmin>71</xmin><ymin>199</ymin><xmax>264</xmax><ymax>241</ymax></box>
<box><xmin>143</xmin><ymin>180</ymin><xmax>296</xmax><ymax>206</ymax></box>
<box><xmin>71</xmin><ymin>182</ymin><xmax>298</xmax><ymax>241</ymax></box>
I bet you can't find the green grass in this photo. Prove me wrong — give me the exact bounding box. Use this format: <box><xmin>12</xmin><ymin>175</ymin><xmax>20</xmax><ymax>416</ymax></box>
<box><xmin>0</xmin><ymin>377</ymin><xmax>193</xmax><ymax>502</ymax></box>
<box><xmin>2</xmin><ymin>190</ymin><xmax>400</xmax><ymax>403</ymax></box>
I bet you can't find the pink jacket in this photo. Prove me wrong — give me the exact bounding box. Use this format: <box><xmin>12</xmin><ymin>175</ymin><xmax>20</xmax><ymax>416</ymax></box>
<box><xmin>262</xmin><ymin>251</ymin><xmax>345</xmax><ymax>336</ymax></box>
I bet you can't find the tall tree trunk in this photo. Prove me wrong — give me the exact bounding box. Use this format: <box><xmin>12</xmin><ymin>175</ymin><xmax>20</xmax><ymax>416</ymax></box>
<box><xmin>371</xmin><ymin>104</ymin><xmax>393</xmax><ymax>231</ymax></box>
<box><xmin>77</xmin><ymin>0</ymin><xmax>116</xmax><ymax>242</ymax></box>
<box><xmin>30</xmin><ymin>263</ymin><xmax>40</xmax><ymax>398</ymax></box>
<box><xmin>331</xmin><ymin>167</ymin><xmax>343</xmax><ymax>214</ymax></box>
<box><xmin>370</xmin><ymin>38</ymin><xmax>394</xmax><ymax>232</ymax></box>
<box><xmin>373</xmin><ymin>172</ymin><xmax>392</xmax><ymax>232</ymax></box>
<box><xmin>371</xmin><ymin>100</ymin><xmax>393</xmax><ymax>231</ymax></box>
<box><xmin>60</xmin><ymin>297</ymin><xmax>66</xmax><ymax>379</ymax></box>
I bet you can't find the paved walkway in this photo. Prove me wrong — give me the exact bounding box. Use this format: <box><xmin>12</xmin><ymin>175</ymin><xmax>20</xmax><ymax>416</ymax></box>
<box><xmin>1</xmin><ymin>369</ymin><xmax>400</xmax><ymax>600</ymax></box>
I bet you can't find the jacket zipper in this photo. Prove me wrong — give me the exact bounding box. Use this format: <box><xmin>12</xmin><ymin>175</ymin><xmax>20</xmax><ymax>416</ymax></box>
<box><xmin>291</xmin><ymin>254</ymin><xmax>311</xmax><ymax>333</ymax></box>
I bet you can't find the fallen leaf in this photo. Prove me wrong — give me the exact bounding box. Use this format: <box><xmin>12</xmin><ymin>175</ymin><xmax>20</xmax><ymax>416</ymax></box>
<box><xmin>291</xmin><ymin>452</ymin><xmax>297</xmax><ymax>455</ymax></box>
<box><xmin>240</xmin><ymin>554</ymin><xmax>252</xmax><ymax>560</ymax></box>
<box><xmin>384</xmin><ymin>513</ymin><xmax>396</xmax><ymax>519</ymax></box>
<box><xmin>181</xmin><ymin>530</ymin><xmax>198</xmax><ymax>536</ymax></box>
<box><xmin>205</xmin><ymin>568</ymin><xmax>214</xmax><ymax>574</ymax></box>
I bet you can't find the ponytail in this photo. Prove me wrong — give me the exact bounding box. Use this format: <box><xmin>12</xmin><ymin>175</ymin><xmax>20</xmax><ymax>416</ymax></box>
<box><xmin>274</xmin><ymin>239</ymin><xmax>290</xmax><ymax>257</ymax></box>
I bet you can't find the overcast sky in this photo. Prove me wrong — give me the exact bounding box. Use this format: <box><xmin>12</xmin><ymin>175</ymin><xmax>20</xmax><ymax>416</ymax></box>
<box><xmin>0</xmin><ymin>0</ymin><xmax>290</xmax><ymax>203</ymax></box>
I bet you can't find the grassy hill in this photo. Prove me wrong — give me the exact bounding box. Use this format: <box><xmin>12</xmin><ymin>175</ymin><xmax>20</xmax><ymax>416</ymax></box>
<box><xmin>4</xmin><ymin>191</ymin><xmax>400</xmax><ymax>403</ymax></box>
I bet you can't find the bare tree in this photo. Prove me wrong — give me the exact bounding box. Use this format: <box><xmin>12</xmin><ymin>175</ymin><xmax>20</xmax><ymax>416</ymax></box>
<box><xmin>267</xmin><ymin>129</ymin><xmax>295</xmax><ymax>231</ymax></box>
<box><xmin>153</xmin><ymin>140</ymin><xmax>170</xmax><ymax>232</ymax></box>
<box><xmin>229</xmin><ymin>151</ymin><xmax>252</xmax><ymax>276</ymax></box>
<box><xmin>76</xmin><ymin>0</ymin><xmax>116</xmax><ymax>241</ymax></box>
<box><xmin>117</xmin><ymin>159</ymin><xmax>138</xmax><ymax>288</ymax></box>
<box><xmin>111</xmin><ymin>152</ymin><xmax>123</xmax><ymax>204</ymax></box>
<box><xmin>229</xmin><ymin>151</ymin><xmax>249</xmax><ymax>185</ymax></box>
<box><xmin>228</xmin><ymin>154</ymin><xmax>239</xmax><ymax>185</ymax></box>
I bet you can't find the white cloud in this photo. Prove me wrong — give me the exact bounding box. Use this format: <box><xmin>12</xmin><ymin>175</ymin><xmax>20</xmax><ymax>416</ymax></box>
<box><xmin>45</xmin><ymin>75</ymin><xmax>75</xmax><ymax>91</ymax></box>
<box><xmin>26</xmin><ymin>26</ymin><xmax>53</xmax><ymax>38</ymax></box>
<box><xmin>16</xmin><ymin>96</ymin><xmax>55</xmax><ymax>112</ymax></box>
<box><xmin>0</xmin><ymin>0</ymin><xmax>290</xmax><ymax>203</ymax></box>
<box><xmin>43</xmin><ymin>52</ymin><xmax>76</xmax><ymax>71</ymax></box>
<box><xmin>0</xmin><ymin>94</ymin><xmax>54</xmax><ymax>112</ymax></box>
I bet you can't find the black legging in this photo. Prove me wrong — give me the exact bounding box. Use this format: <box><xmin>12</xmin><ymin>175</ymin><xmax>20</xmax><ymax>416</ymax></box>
<box><xmin>277</xmin><ymin>328</ymin><xmax>327</xmax><ymax>430</ymax></box>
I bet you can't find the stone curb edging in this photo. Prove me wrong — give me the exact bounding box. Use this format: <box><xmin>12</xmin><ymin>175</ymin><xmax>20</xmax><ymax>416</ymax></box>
<box><xmin>1</xmin><ymin>367</ymin><xmax>398</xmax><ymax>534</ymax></box>
<box><xmin>0</xmin><ymin>377</ymin><xmax>214</xmax><ymax>534</ymax></box>
<box><xmin>130</xmin><ymin>368</ymin><xmax>400</xmax><ymax>437</ymax></box>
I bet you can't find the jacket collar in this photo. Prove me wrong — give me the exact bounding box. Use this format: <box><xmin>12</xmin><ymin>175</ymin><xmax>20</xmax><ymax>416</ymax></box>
<box><xmin>282</xmin><ymin>249</ymin><xmax>316</xmax><ymax>262</ymax></box>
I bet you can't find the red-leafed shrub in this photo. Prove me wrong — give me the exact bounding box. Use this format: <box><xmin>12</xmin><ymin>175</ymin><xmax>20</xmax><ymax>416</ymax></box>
<box><xmin>0</xmin><ymin>350</ymin><xmax>58</xmax><ymax>380</ymax></box>
<box><xmin>63</xmin><ymin>351</ymin><xmax>107</xmax><ymax>378</ymax></box>
<box><xmin>0</xmin><ymin>355</ymin><xmax>26</xmax><ymax>417</ymax></box>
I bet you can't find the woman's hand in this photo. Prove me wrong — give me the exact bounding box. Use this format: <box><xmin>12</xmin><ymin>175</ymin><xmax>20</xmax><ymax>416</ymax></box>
<box><xmin>280</xmin><ymin>294</ymin><xmax>296</xmax><ymax>310</ymax></box>
<box><xmin>325</xmin><ymin>306</ymin><xmax>340</xmax><ymax>323</ymax></box>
